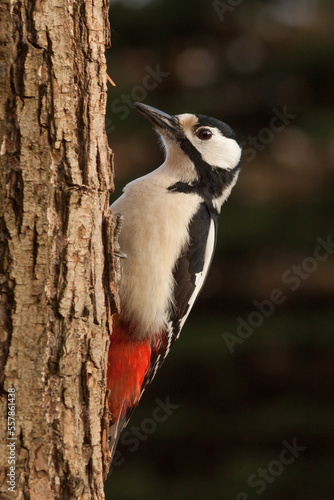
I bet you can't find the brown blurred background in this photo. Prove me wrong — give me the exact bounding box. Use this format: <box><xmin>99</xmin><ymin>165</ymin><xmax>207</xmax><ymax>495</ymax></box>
<box><xmin>105</xmin><ymin>1</ymin><xmax>334</xmax><ymax>498</ymax></box>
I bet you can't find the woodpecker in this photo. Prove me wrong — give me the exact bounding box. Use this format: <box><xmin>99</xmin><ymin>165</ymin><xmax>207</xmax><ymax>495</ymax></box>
<box><xmin>107</xmin><ymin>102</ymin><xmax>242</xmax><ymax>459</ymax></box>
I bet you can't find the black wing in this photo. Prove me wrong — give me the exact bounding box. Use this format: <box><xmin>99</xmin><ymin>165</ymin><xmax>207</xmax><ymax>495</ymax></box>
<box><xmin>141</xmin><ymin>202</ymin><xmax>218</xmax><ymax>394</ymax></box>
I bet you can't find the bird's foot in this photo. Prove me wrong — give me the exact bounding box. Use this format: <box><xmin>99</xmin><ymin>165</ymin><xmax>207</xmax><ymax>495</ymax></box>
<box><xmin>113</xmin><ymin>211</ymin><xmax>127</xmax><ymax>260</ymax></box>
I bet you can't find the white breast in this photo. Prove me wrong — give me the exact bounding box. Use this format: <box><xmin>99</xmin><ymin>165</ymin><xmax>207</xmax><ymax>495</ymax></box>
<box><xmin>111</xmin><ymin>169</ymin><xmax>202</xmax><ymax>340</ymax></box>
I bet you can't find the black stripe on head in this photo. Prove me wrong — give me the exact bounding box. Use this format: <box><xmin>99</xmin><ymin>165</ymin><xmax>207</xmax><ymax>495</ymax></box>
<box><xmin>195</xmin><ymin>115</ymin><xmax>238</xmax><ymax>143</ymax></box>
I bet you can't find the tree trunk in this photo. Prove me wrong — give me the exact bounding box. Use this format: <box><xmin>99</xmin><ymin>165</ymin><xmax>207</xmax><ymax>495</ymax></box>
<box><xmin>0</xmin><ymin>1</ymin><xmax>117</xmax><ymax>498</ymax></box>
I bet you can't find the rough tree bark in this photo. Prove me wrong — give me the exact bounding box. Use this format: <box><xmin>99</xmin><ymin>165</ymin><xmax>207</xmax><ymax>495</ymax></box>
<box><xmin>0</xmin><ymin>1</ymin><xmax>117</xmax><ymax>498</ymax></box>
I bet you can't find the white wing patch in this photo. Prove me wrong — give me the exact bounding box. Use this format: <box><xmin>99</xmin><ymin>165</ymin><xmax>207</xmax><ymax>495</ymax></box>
<box><xmin>194</xmin><ymin>272</ymin><xmax>202</xmax><ymax>286</ymax></box>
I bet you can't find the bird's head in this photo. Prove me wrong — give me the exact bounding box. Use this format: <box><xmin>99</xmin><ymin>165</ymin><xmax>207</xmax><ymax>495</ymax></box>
<box><xmin>134</xmin><ymin>102</ymin><xmax>241</xmax><ymax>211</ymax></box>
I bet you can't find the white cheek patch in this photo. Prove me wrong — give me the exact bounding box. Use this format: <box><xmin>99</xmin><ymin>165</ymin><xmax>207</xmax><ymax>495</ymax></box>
<box><xmin>201</xmin><ymin>135</ymin><xmax>241</xmax><ymax>170</ymax></box>
<box><xmin>184</xmin><ymin>127</ymin><xmax>241</xmax><ymax>171</ymax></box>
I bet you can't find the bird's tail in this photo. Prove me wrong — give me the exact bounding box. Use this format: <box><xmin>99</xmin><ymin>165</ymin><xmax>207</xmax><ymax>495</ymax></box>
<box><xmin>108</xmin><ymin>408</ymin><xmax>127</xmax><ymax>460</ymax></box>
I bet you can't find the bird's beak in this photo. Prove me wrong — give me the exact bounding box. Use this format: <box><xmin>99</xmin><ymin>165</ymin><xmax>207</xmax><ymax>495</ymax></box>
<box><xmin>134</xmin><ymin>102</ymin><xmax>181</xmax><ymax>138</ymax></box>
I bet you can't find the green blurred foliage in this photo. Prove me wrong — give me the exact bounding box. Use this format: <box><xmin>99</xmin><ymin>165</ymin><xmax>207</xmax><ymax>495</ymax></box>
<box><xmin>105</xmin><ymin>0</ymin><xmax>334</xmax><ymax>498</ymax></box>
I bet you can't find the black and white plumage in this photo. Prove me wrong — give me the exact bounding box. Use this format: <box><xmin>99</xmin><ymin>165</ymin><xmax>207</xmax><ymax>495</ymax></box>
<box><xmin>107</xmin><ymin>102</ymin><xmax>241</xmax><ymax>460</ymax></box>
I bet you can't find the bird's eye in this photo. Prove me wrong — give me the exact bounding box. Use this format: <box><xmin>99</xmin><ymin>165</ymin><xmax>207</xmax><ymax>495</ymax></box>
<box><xmin>196</xmin><ymin>129</ymin><xmax>212</xmax><ymax>140</ymax></box>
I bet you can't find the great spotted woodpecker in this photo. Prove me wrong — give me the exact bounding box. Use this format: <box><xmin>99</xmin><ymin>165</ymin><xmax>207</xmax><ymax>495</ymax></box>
<box><xmin>107</xmin><ymin>102</ymin><xmax>242</xmax><ymax>459</ymax></box>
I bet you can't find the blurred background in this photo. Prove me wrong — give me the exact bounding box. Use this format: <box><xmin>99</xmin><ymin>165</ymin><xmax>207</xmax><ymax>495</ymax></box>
<box><xmin>105</xmin><ymin>0</ymin><xmax>334</xmax><ymax>498</ymax></box>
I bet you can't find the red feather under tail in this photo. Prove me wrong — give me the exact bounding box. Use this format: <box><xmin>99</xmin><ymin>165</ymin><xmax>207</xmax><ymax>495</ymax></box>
<box><xmin>107</xmin><ymin>317</ymin><xmax>151</xmax><ymax>458</ymax></box>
